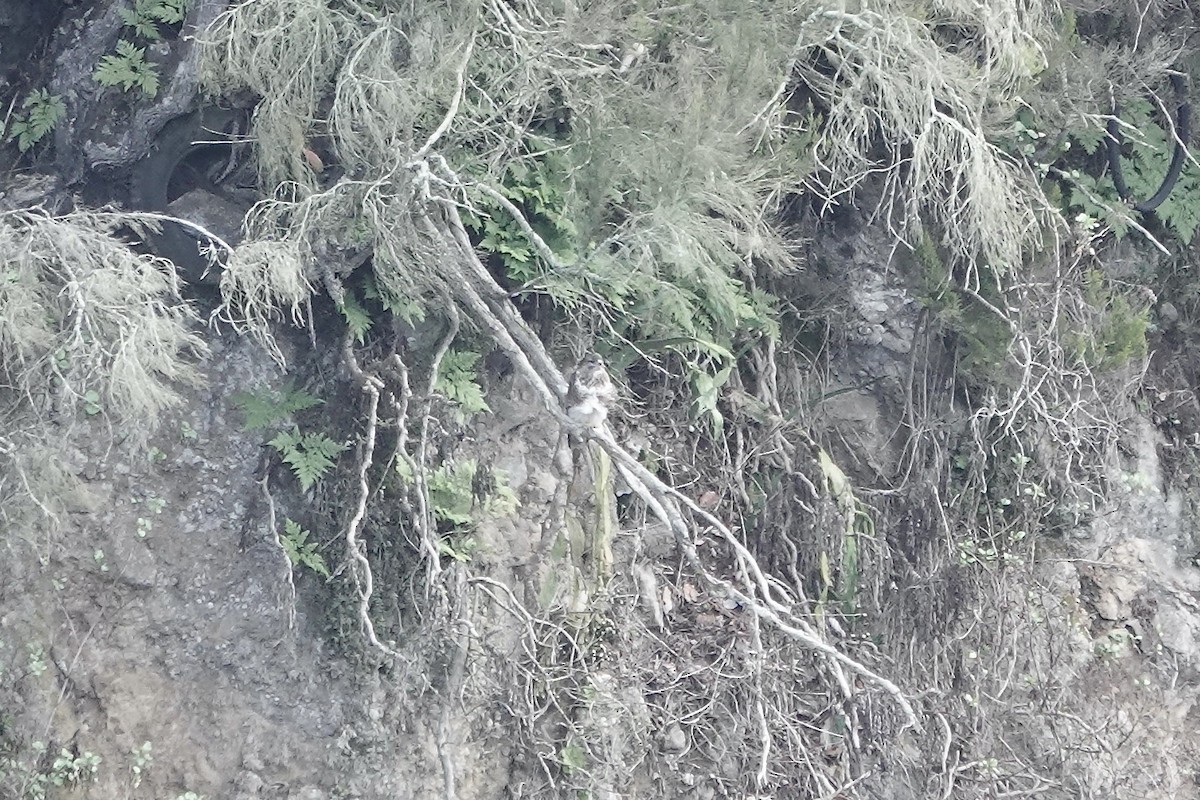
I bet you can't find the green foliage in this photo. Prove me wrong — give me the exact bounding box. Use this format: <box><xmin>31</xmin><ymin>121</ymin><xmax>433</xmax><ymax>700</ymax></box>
<box><xmin>435</xmin><ymin>349</ymin><xmax>491</xmax><ymax>421</ymax></box>
<box><xmin>396</xmin><ymin>457</ymin><xmax>517</xmax><ymax>557</ymax></box>
<box><xmin>464</xmin><ymin>146</ymin><xmax>578</xmax><ymax>283</ymax></box>
<box><xmin>2</xmin><ymin>742</ymin><xmax>102</xmax><ymax>800</ymax></box>
<box><xmin>1108</xmin><ymin>98</ymin><xmax>1200</xmax><ymax>242</ymax></box>
<box><xmin>280</xmin><ymin>518</ymin><xmax>330</xmax><ymax>577</ymax></box>
<box><xmin>559</xmin><ymin>741</ymin><xmax>587</xmax><ymax>774</ymax></box>
<box><xmin>914</xmin><ymin>231</ymin><xmax>1013</xmax><ymax>386</ymax></box>
<box><xmin>119</xmin><ymin>0</ymin><xmax>187</xmax><ymax>40</ymax></box>
<box><xmin>1020</xmin><ymin>98</ymin><xmax>1200</xmax><ymax>244</ymax></box>
<box><xmin>336</xmin><ymin>289</ymin><xmax>373</xmax><ymax>343</ymax></box>
<box><xmin>6</xmin><ymin>90</ymin><xmax>65</xmax><ymax>153</ymax></box>
<box><xmin>268</xmin><ymin>428</ymin><xmax>348</xmax><ymax>491</ymax></box>
<box><xmin>199</xmin><ymin>0</ymin><xmax>794</xmax><ymax>379</ymax></box>
<box><xmin>128</xmin><ymin>741</ymin><xmax>152</xmax><ymax>789</ymax></box>
<box><xmin>361</xmin><ymin>275</ymin><xmax>424</xmax><ymax>326</ymax></box>
<box><xmin>1065</xmin><ymin>270</ymin><xmax>1148</xmax><ymax>371</ymax></box>
<box><xmin>233</xmin><ymin>380</ymin><xmax>323</xmax><ymax>430</ymax></box>
<box><xmin>691</xmin><ymin>364</ymin><xmax>733</xmax><ymax>436</ymax></box>
<box><xmin>94</xmin><ymin>40</ymin><xmax>159</xmax><ymax>98</ymax></box>
<box><xmin>82</xmin><ymin>389</ymin><xmax>102</xmax><ymax>416</ymax></box>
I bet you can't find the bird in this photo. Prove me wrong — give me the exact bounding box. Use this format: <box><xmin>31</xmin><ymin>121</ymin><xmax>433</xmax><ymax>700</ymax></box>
<box><xmin>566</xmin><ymin>353</ymin><xmax>616</xmax><ymax>430</ymax></box>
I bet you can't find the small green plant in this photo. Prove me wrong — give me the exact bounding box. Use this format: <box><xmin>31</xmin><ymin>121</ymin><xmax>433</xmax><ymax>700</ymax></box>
<box><xmin>1</xmin><ymin>743</ymin><xmax>99</xmax><ymax>796</ymax></box>
<box><xmin>83</xmin><ymin>389</ymin><xmax>103</xmax><ymax>416</ymax></box>
<box><xmin>6</xmin><ymin>90</ymin><xmax>65</xmax><ymax>153</ymax></box>
<box><xmin>690</xmin><ymin>363</ymin><xmax>733</xmax><ymax>436</ymax></box>
<box><xmin>463</xmin><ymin>146</ymin><xmax>577</xmax><ymax>283</ymax></box>
<box><xmin>233</xmin><ymin>381</ymin><xmax>323</xmax><ymax>430</ymax></box>
<box><xmin>94</xmin><ymin>40</ymin><xmax>160</xmax><ymax>98</ymax></box>
<box><xmin>48</xmin><ymin>748</ymin><xmax>101</xmax><ymax>789</ymax></box>
<box><xmin>1095</xmin><ymin>628</ymin><xmax>1131</xmax><ymax>660</ymax></box>
<box><xmin>179</xmin><ymin>420</ymin><xmax>198</xmax><ymax>440</ymax></box>
<box><xmin>128</xmin><ymin>741</ymin><xmax>152</xmax><ymax>788</ymax></box>
<box><xmin>558</xmin><ymin>741</ymin><xmax>587</xmax><ymax>775</ymax></box>
<box><xmin>119</xmin><ymin>0</ymin><xmax>187</xmax><ymax>40</ymax></box>
<box><xmin>26</xmin><ymin>644</ymin><xmax>46</xmax><ymax>677</ymax></box>
<box><xmin>268</xmin><ymin>428</ymin><xmax>347</xmax><ymax>491</ymax></box>
<box><xmin>131</xmin><ymin>494</ymin><xmax>164</xmax><ymax>538</ymax></box>
<box><xmin>396</xmin><ymin>458</ymin><xmax>517</xmax><ymax>562</ymax></box>
<box><xmin>1063</xmin><ymin>269</ymin><xmax>1148</xmax><ymax>371</ymax></box>
<box><xmin>174</xmin><ymin>793</ymin><xmax>205</xmax><ymax>800</ymax></box>
<box><xmin>435</xmin><ymin>349</ymin><xmax>491</xmax><ymax>421</ymax></box>
<box><xmin>279</xmin><ymin>518</ymin><xmax>330</xmax><ymax>577</ymax></box>
<box><xmin>336</xmin><ymin>288</ymin><xmax>373</xmax><ymax>343</ymax></box>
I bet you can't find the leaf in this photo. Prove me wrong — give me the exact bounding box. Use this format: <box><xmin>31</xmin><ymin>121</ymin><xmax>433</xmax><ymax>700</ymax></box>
<box><xmin>7</xmin><ymin>89</ymin><xmax>65</xmax><ymax>152</ymax></box>
<box><xmin>119</xmin><ymin>3</ymin><xmax>163</xmax><ymax>39</ymax></box>
<box><xmin>233</xmin><ymin>381</ymin><xmax>322</xmax><ymax>429</ymax></box>
<box><xmin>93</xmin><ymin>40</ymin><xmax>159</xmax><ymax>97</ymax></box>
<box><xmin>281</xmin><ymin>518</ymin><xmax>330</xmax><ymax>577</ymax></box>
<box><xmin>559</xmin><ymin>743</ymin><xmax>587</xmax><ymax>772</ymax></box>
<box><xmin>691</xmin><ymin>364</ymin><xmax>732</xmax><ymax>435</ymax></box>
<box><xmin>152</xmin><ymin>0</ymin><xmax>188</xmax><ymax>24</ymax></box>
<box><xmin>337</xmin><ymin>290</ymin><xmax>373</xmax><ymax>342</ymax></box>
<box><xmin>435</xmin><ymin>349</ymin><xmax>491</xmax><ymax>419</ymax></box>
<box><xmin>269</xmin><ymin>430</ymin><xmax>348</xmax><ymax>491</ymax></box>
<box><xmin>1071</xmin><ymin>125</ymin><xmax>1105</xmax><ymax>156</ymax></box>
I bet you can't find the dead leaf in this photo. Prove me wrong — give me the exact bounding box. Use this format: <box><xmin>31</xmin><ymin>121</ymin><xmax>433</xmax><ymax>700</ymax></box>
<box><xmin>302</xmin><ymin>146</ymin><xmax>325</xmax><ymax>173</ymax></box>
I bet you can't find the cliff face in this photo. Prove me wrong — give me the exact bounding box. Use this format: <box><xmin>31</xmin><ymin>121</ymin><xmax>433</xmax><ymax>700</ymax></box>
<box><xmin>5</xmin><ymin>2</ymin><xmax>1200</xmax><ymax>799</ymax></box>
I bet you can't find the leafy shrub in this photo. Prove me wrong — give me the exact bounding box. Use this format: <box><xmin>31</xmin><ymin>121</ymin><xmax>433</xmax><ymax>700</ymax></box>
<box><xmin>1068</xmin><ymin>97</ymin><xmax>1200</xmax><ymax>243</ymax></box>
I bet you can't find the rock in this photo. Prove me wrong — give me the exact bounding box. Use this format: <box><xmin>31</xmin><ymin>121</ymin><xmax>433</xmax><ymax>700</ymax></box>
<box><xmin>661</xmin><ymin>722</ymin><xmax>687</xmax><ymax>754</ymax></box>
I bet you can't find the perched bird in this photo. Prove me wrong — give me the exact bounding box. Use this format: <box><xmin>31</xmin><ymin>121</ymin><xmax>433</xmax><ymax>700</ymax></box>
<box><xmin>566</xmin><ymin>353</ymin><xmax>617</xmax><ymax>429</ymax></box>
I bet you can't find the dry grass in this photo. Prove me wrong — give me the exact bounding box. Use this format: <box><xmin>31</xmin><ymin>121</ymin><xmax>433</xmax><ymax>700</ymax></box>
<box><xmin>0</xmin><ymin>209</ymin><xmax>206</xmax><ymax>424</ymax></box>
<box><xmin>0</xmin><ymin>208</ymin><xmax>207</xmax><ymax>531</ymax></box>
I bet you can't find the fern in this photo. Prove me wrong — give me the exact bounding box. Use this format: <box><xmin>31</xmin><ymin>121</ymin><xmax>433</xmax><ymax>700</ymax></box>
<box><xmin>1062</xmin><ymin>97</ymin><xmax>1200</xmax><ymax>243</ymax></box>
<box><xmin>7</xmin><ymin>89</ymin><xmax>66</xmax><ymax>153</ymax></box>
<box><xmin>435</xmin><ymin>349</ymin><xmax>491</xmax><ymax>420</ymax></box>
<box><xmin>398</xmin><ymin>458</ymin><xmax>518</xmax><ymax>528</ymax></box>
<box><xmin>362</xmin><ymin>276</ymin><xmax>426</xmax><ymax>325</ymax></box>
<box><xmin>233</xmin><ymin>381</ymin><xmax>323</xmax><ymax>430</ymax></box>
<box><xmin>464</xmin><ymin>144</ymin><xmax>577</xmax><ymax>284</ymax></box>
<box><xmin>337</xmin><ymin>289</ymin><xmax>373</xmax><ymax>343</ymax></box>
<box><xmin>269</xmin><ymin>428</ymin><xmax>347</xmax><ymax>491</ymax></box>
<box><xmin>279</xmin><ymin>518</ymin><xmax>330</xmax><ymax>577</ymax></box>
<box><xmin>119</xmin><ymin>0</ymin><xmax>188</xmax><ymax>40</ymax></box>
<box><xmin>94</xmin><ymin>40</ymin><xmax>160</xmax><ymax>98</ymax></box>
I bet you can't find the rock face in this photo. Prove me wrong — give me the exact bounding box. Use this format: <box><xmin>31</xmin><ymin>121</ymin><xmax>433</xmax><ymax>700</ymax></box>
<box><xmin>6</xmin><ymin>213</ymin><xmax>1198</xmax><ymax>799</ymax></box>
<box><xmin>7</xmin><ymin>2</ymin><xmax>1200</xmax><ymax>799</ymax></box>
